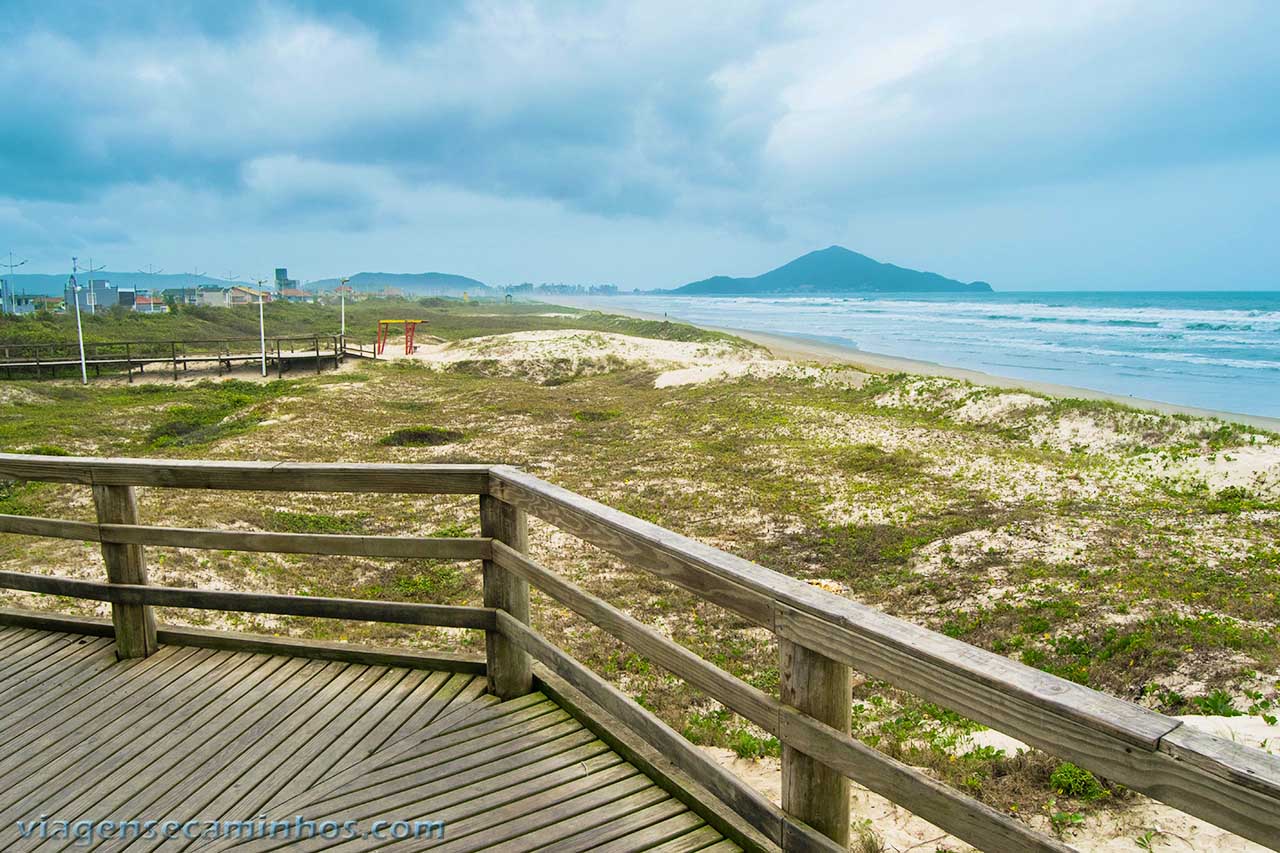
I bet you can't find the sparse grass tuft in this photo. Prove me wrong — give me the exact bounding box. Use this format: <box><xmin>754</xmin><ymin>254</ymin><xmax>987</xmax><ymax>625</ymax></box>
<box><xmin>266</xmin><ymin>510</ymin><xmax>365</xmax><ymax>535</ymax></box>
<box><xmin>1050</xmin><ymin>762</ymin><xmax>1106</xmax><ymax>801</ymax></box>
<box><xmin>572</xmin><ymin>409</ymin><xmax>621</xmax><ymax>422</ymax></box>
<box><xmin>378</xmin><ymin>426</ymin><xmax>465</xmax><ymax>446</ymax></box>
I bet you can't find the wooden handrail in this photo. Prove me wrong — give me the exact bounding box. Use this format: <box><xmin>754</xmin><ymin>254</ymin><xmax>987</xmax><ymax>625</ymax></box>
<box><xmin>0</xmin><ymin>571</ymin><xmax>493</xmax><ymax>630</ymax></box>
<box><xmin>0</xmin><ymin>513</ymin><xmax>490</xmax><ymax>560</ymax></box>
<box><xmin>1</xmin><ymin>453</ymin><xmax>1278</xmax><ymax>850</ymax></box>
<box><xmin>0</xmin><ymin>455</ymin><xmax>491</xmax><ymax>493</ymax></box>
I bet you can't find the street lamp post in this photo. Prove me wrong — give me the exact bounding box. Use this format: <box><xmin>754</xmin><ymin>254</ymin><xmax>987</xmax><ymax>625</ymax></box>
<box><xmin>339</xmin><ymin>277</ymin><xmax>349</xmax><ymax>339</ymax></box>
<box><xmin>70</xmin><ymin>258</ymin><xmax>88</xmax><ymax>385</ymax></box>
<box><xmin>256</xmin><ymin>279</ymin><xmax>268</xmax><ymax>377</ymax></box>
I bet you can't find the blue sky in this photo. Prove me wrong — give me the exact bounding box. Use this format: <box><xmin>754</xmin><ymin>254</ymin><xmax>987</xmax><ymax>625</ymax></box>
<box><xmin>2</xmin><ymin>0</ymin><xmax>1278</xmax><ymax>290</ymax></box>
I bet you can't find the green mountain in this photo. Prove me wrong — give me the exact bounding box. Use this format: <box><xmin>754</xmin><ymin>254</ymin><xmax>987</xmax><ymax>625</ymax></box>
<box><xmin>310</xmin><ymin>271</ymin><xmax>489</xmax><ymax>296</ymax></box>
<box><xmin>669</xmin><ymin>246</ymin><xmax>992</xmax><ymax>295</ymax></box>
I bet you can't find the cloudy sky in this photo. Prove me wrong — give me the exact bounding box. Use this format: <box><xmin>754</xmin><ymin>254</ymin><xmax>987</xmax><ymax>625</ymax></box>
<box><xmin>2</xmin><ymin>1</ymin><xmax>1278</xmax><ymax>290</ymax></box>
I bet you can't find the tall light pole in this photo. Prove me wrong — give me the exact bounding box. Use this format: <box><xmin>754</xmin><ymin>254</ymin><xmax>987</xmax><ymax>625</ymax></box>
<box><xmin>339</xmin><ymin>277</ymin><xmax>349</xmax><ymax>339</ymax></box>
<box><xmin>2</xmin><ymin>252</ymin><xmax>27</xmax><ymax>315</ymax></box>
<box><xmin>256</xmin><ymin>279</ymin><xmax>268</xmax><ymax>377</ymax></box>
<box><xmin>70</xmin><ymin>258</ymin><xmax>88</xmax><ymax>384</ymax></box>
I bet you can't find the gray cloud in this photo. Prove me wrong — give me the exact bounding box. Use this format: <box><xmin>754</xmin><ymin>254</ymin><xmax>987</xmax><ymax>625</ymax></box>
<box><xmin>1</xmin><ymin>1</ymin><xmax>1278</xmax><ymax>288</ymax></box>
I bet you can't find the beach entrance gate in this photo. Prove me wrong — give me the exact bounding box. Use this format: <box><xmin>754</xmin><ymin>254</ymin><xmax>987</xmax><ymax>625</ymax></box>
<box><xmin>375</xmin><ymin>318</ymin><xmax>424</xmax><ymax>356</ymax></box>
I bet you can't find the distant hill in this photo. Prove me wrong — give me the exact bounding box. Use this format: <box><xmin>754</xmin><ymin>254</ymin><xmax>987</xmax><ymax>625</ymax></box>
<box><xmin>0</xmin><ymin>272</ymin><xmax>251</xmax><ymax>296</ymax></box>
<box><xmin>310</xmin><ymin>272</ymin><xmax>490</xmax><ymax>296</ymax></box>
<box><xmin>669</xmin><ymin>246</ymin><xmax>992</xmax><ymax>295</ymax></box>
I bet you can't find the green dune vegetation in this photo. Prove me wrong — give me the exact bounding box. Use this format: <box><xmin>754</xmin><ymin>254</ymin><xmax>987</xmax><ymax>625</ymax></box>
<box><xmin>1</xmin><ymin>298</ymin><xmax>1277</xmax><ymax>846</ymax></box>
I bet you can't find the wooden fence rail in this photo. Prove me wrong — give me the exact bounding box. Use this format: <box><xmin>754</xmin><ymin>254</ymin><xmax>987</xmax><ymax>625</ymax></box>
<box><xmin>0</xmin><ymin>334</ymin><xmax>343</xmax><ymax>381</ymax></box>
<box><xmin>0</xmin><ymin>453</ymin><xmax>1276</xmax><ymax>852</ymax></box>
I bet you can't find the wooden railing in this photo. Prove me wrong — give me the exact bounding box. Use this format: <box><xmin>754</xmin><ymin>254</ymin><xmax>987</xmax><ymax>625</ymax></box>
<box><xmin>0</xmin><ymin>453</ymin><xmax>1276</xmax><ymax>852</ymax></box>
<box><xmin>0</xmin><ymin>334</ymin><xmax>342</xmax><ymax>380</ymax></box>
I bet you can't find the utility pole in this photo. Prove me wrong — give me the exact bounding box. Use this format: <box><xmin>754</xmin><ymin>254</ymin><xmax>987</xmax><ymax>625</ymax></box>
<box><xmin>1</xmin><ymin>252</ymin><xmax>27</xmax><ymax>315</ymax></box>
<box><xmin>339</xmin><ymin>277</ymin><xmax>349</xmax><ymax>338</ymax></box>
<box><xmin>188</xmin><ymin>267</ymin><xmax>202</xmax><ymax>306</ymax></box>
<box><xmin>256</xmin><ymin>279</ymin><xmax>268</xmax><ymax>377</ymax></box>
<box><xmin>137</xmin><ymin>266</ymin><xmax>164</xmax><ymax>313</ymax></box>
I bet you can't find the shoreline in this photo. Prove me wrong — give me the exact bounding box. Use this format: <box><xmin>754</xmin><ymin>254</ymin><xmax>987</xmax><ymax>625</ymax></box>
<box><xmin>551</xmin><ymin>296</ymin><xmax>1280</xmax><ymax>432</ymax></box>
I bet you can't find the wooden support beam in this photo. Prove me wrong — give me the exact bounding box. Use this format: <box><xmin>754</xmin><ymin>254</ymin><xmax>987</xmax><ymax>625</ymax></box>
<box><xmin>480</xmin><ymin>494</ymin><xmax>532</xmax><ymax>698</ymax></box>
<box><xmin>92</xmin><ymin>484</ymin><xmax>157</xmax><ymax>659</ymax></box>
<box><xmin>780</xmin><ymin>639</ymin><xmax>850</xmax><ymax>850</ymax></box>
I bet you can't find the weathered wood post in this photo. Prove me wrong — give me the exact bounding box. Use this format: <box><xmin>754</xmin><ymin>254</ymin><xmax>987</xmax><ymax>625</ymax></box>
<box><xmin>780</xmin><ymin>638</ymin><xmax>851</xmax><ymax>849</ymax></box>
<box><xmin>479</xmin><ymin>494</ymin><xmax>532</xmax><ymax>698</ymax></box>
<box><xmin>92</xmin><ymin>484</ymin><xmax>157</xmax><ymax>659</ymax></box>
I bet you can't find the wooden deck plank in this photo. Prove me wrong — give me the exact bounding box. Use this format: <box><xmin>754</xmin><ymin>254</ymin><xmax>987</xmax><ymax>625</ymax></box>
<box><xmin>313</xmin><ymin>686</ymin><xmax>545</xmax><ymax>788</ymax></box>
<box><xmin>0</xmin><ymin>648</ymin><xmax>220</xmax><ymax>811</ymax></box>
<box><xmin>0</xmin><ymin>630</ymin><xmax>77</xmax><ymax>681</ymax></box>
<box><xmin>0</xmin><ymin>630</ymin><xmax>734</xmax><ymax>853</ymax></box>
<box><xmin>0</xmin><ymin>626</ymin><xmax>40</xmax><ymax>656</ymax></box>
<box><xmin>696</xmin><ymin>842</ymin><xmax>744</xmax><ymax>853</ymax></box>
<box><xmin>205</xmin><ymin>664</ymin><xmax>385</xmax><ymax>821</ymax></box>
<box><xmin>171</xmin><ymin>662</ymin><xmax>373</xmax><ymax>833</ymax></box>
<box><xmin>45</xmin><ymin>656</ymin><xmax>313</xmax><ymax>837</ymax></box>
<box><xmin>0</xmin><ymin>636</ymin><xmax>114</xmax><ymax>710</ymax></box>
<box><xmin>108</xmin><ymin>661</ymin><xmax>348</xmax><ymax>853</ymax></box>
<box><xmin>288</xmin><ymin>711</ymin><xmax>581</xmax><ymax>819</ymax></box>
<box><xmin>535</xmin><ymin>797</ymin><xmax>691</xmax><ymax>853</ymax></box>
<box><xmin>269</xmin><ymin>667</ymin><xmax>420</xmax><ymax>803</ymax></box>
<box><xmin>228</xmin><ymin>738</ymin><xmax>619</xmax><ymax>853</ymax></box>
<box><xmin>319</xmin><ymin>667</ymin><xmax>433</xmax><ymax>766</ymax></box>
<box><xmin>483</xmin><ymin>786</ymin><xmax>675</xmax><ymax>852</ymax></box>
<box><xmin>587</xmin><ymin>812</ymin><xmax>709</xmax><ymax>853</ymax></box>
<box><xmin>387</xmin><ymin>770</ymin><xmax>651</xmax><ymax>853</ymax></box>
<box><xmin>0</xmin><ymin>645</ymin><xmax>194</xmax><ymax>752</ymax></box>
<box><xmin>642</xmin><ymin>824</ymin><xmax>730</xmax><ymax>852</ymax></box>
<box><xmin>319</xmin><ymin>728</ymin><xmax>606</xmax><ymax>822</ymax></box>
<box><xmin>0</xmin><ymin>651</ymin><xmax>262</xmax><ymax>822</ymax></box>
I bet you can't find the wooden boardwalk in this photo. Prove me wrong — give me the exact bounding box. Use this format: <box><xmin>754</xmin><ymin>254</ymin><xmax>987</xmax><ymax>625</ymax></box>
<box><xmin>0</xmin><ymin>627</ymin><xmax>735</xmax><ymax>852</ymax></box>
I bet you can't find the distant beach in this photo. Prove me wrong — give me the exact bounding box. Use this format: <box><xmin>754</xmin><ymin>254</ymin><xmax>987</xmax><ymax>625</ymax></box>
<box><xmin>557</xmin><ymin>293</ymin><xmax>1280</xmax><ymax>430</ymax></box>
<box><xmin>568</xmin><ymin>291</ymin><xmax>1280</xmax><ymax>425</ymax></box>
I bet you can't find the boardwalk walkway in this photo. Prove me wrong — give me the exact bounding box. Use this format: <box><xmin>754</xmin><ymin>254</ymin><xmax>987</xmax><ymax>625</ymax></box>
<box><xmin>0</xmin><ymin>626</ymin><xmax>734</xmax><ymax>852</ymax></box>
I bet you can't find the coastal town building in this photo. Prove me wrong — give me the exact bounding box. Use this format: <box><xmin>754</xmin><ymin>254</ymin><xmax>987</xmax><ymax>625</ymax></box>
<box><xmin>64</xmin><ymin>279</ymin><xmax>118</xmax><ymax>315</ymax></box>
<box><xmin>276</xmin><ymin>287</ymin><xmax>315</xmax><ymax>303</ymax></box>
<box><xmin>0</xmin><ymin>283</ymin><xmax>63</xmax><ymax>315</ymax></box>
<box><xmin>228</xmin><ymin>285</ymin><xmax>271</xmax><ymax>305</ymax></box>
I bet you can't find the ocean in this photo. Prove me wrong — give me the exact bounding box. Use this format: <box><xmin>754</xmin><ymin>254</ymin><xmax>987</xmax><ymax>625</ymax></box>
<box><xmin>605</xmin><ymin>291</ymin><xmax>1280</xmax><ymax>418</ymax></box>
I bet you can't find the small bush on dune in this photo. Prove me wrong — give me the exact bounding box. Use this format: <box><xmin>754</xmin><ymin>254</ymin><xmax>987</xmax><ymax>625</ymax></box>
<box><xmin>379</xmin><ymin>426</ymin><xmax>465</xmax><ymax>446</ymax></box>
<box><xmin>1050</xmin><ymin>762</ymin><xmax>1105</xmax><ymax>800</ymax></box>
